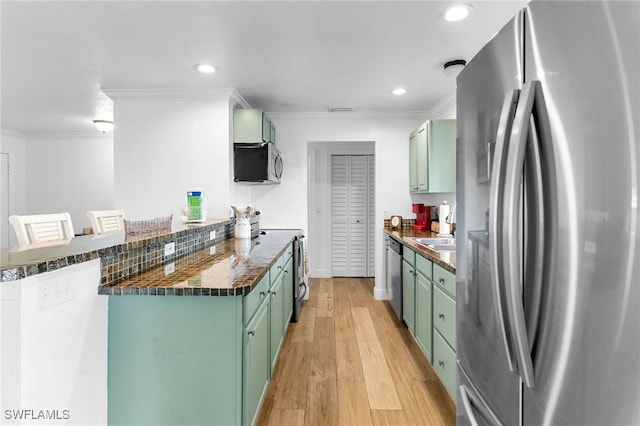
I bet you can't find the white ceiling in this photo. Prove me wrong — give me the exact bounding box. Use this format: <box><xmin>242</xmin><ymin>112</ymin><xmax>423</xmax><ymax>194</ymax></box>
<box><xmin>1</xmin><ymin>1</ymin><xmax>526</xmax><ymax>135</ymax></box>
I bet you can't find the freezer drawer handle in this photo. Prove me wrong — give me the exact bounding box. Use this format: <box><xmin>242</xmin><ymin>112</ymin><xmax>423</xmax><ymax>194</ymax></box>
<box><xmin>459</xmin><ymin>385</ymin><xmax>481</xmax><ymax>426</ymax></box>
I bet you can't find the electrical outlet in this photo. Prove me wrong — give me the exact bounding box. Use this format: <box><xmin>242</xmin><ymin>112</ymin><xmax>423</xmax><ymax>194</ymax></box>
<box><xmin>209</xmin><ymin>230</ymin><xmax>216</xmax><ymax>241</ymax></box>
<box><xmin>37</xmin><ymin>270</ymin><xmax>76</xmax><ymax>311</ymax></box>
<box><xmin>164</xmin><ymin>242</ymin><xmax>176</xmax><ymax>257</ymax></box>
<box><xmin>209</xmin><ymin>246</ymin><xmax>216</xmax><ymax>255</ymax></box>
<box><xmin>164</xmin><ymin>262</ymin><xmax>175</xmax><ymax>276</ymax></box>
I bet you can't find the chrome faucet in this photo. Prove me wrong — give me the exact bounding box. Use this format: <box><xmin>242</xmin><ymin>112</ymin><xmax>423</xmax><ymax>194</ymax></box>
<box><xmin>445</xmin><ymin>203</ymin><xmax>457</xmax><ymax>225</ymax></box>
<box><xmin>445</xmin><ymin>204</ymin><xmax>457</xmax><ymax>237</ymax></box>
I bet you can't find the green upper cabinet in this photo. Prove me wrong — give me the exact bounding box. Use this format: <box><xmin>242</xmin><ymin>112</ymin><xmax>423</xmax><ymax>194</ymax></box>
<box><xmin>409</xmin><ymin>129</ymin><xmax>419</xmax><ymax>191</ymax></box>
<box><xmin>409</xmin><ymin>119</ymin><xmax>456</xmax><ymax>193</ymax></box>
<box><xmin>234</xmin><ymin>108</ymin><xmax>276</xmax><ymax>144</ymax></box>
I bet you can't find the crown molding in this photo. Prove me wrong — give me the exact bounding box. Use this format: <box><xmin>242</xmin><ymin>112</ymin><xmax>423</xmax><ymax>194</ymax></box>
<box><xmin>267</xmin><ymin>110</ymin><xmax>430</xmax><ymax>122</ymax></box>
<box><xmin>428</xmin><ymin>89</ymin><xmax>457</xmax><ymax>119</ymax></box>
<box><xmin>1</xmin><ymin>128</ymin><xmax>27</xmax><ymax>139</ymax></box>
<box><xmin>103</xmin><ymin>87</ymin><xmax>240</xmax><ymax>102</ymax></box>
<box><xmin>22</xmin><ymin>132</ymin><xmax>111</xmax><ymax>140</ymax></box>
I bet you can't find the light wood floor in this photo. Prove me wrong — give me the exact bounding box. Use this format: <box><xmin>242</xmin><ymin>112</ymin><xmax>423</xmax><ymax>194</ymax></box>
<box><xmin>257</xmin><ymin>277</ymin><xmax>456</xmax><ymax>426</ymax></box>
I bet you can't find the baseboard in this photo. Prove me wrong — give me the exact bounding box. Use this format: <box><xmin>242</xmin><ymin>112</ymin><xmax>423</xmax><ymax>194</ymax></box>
<box><xmin>373</xmin><ymin>287</ymin><xmax>388</xmax><ymax>301</ymax></box>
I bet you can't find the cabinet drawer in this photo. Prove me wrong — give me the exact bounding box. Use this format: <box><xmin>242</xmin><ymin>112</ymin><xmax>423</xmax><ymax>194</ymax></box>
<box><xmin>415</xmin><ymin>254</ymin><xmax>432</xmax><ymax>280</ymax></box>
<box><xmin>403</xmin><ymin>246</ymin><xmax>415</xmax><ymax>265</ymax></box>
<box><xmin>244</xmin><ymin>274</ymin><xmax>270</xmax><ymax>324</ymax></box>
<box><xmin>433</xmin><ymin>330</ymin><xmax>457</xmax><ymax>400</ymax></box>
<box><xmin>285</xmin><ymin>243</ymin><xmax>293</xmax><ymax>260</ymax></box>
<box><xmin>433</xmin><ymin>263</ymin><xmax>455</xmax><ymax>298</ymax></box>
<box><xmin>433</xmin><ymin>285</ymin><xmax>456</xmax><ymax>351</ymax></box>
<box><xmin>269</xmin><ymin>255</ymin><xmax>285</xmax><ymax>283</ymax></box>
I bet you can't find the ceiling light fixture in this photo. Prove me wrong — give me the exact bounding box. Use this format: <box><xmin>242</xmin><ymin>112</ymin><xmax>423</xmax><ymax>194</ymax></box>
<box><xmin>442</xmin><ymin>4</ymin><xmax>472</xmax><ymax>22</ymax></box>
<box><xmin>443</xmin><ymin>59</ymin><xmax>467</xmax><ymax>77</ymax></box>
<box><xmin>194</xmin><ymin>64</ymin><xmax>217</xmax><ymax>74</ymax></box>
<box><xmin>93</xmin><ymin>119</ymin><xmax>114</xmax><ymax>134</ymax></box>
<box><xmin>391</xmin><ymin>88</ymin><xmax>407</xmax><ymax>96</ymax></box>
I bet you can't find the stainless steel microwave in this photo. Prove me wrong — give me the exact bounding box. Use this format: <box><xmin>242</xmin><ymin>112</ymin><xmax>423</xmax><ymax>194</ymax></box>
<box><xmin>233</xmin><ymin>143</ymin><xmax>283</xmax><ymax>184</ymax></box>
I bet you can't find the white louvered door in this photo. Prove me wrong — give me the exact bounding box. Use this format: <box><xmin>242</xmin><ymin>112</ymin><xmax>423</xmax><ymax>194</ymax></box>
<box><xmin>330</xmin><ymin>155</ymin><xmax>375</xmax><ymax>277</ymax></box>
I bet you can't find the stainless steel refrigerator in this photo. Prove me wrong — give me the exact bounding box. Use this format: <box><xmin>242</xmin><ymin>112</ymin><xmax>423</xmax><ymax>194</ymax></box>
<box><xmin>456</xmin><ymin>1</ymin><xmax>640</xmax><ymax>425</ymax></box>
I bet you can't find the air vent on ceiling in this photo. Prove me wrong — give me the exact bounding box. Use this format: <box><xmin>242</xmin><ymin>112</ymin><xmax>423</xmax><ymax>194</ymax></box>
<box><xmin>329</xmin><ymin>107</ymin><xmax>353</xmax><ymax>112</ymax></box>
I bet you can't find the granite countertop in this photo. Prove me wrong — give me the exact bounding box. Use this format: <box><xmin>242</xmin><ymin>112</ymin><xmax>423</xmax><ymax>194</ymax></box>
<box><xmin>384</xmin><ymin>228</ymin><xmax>456</xmax><ymax>273</ymax></box>
<box><xmin>98</xmin><ymin>229</ymin><xmax>301</xmax><ymax>297</ymax></box>
<box><xmin>0</xmin><ymin>219</ymin><xmax>232</xmax><ymax>282</ymax></box>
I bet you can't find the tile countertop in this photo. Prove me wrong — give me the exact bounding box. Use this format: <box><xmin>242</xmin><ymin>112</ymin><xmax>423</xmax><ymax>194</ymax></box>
<box><xmin>0</xmin><ymin>219</ymin><xmax>232</xmax><ymax>282</ymax></box>
<box><xmin>384</xmin><ymin>228</ymin><xmax>456</xmax><ymax>273</ymax></box>
<box><xmin>98</xmin><ymin>229</ymin><xmax>301</xmax><ymax>296</ymax></box>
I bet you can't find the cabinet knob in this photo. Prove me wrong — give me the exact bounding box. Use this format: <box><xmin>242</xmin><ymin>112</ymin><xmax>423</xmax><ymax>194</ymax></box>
<box><xmin>272</xmin><ymin>291</ymin><xmax>277</xmax><ymax>296</ymax></box>
<box><xmin>259</xmin><ymin>291</ymin><xmax>266</xmax><ymax>297</ymax></box>
<box><xmin>439</xmin><ymin>278</ymin><xmax>445</xmax><ymax>284</ymax></box>
<box><xmin>439</xmin><ymin>360</ymin><xmax>445</xmax><ymax>368</ymax></box>
<box><xmin>248</xmin><ymin>330</ymin><xmax>255</xmax><ymax>337</ymax></box>
<box><xmin>439</xmin><ymin>313</ymin><xmax>445</xmax><ymax>320</ymax></box>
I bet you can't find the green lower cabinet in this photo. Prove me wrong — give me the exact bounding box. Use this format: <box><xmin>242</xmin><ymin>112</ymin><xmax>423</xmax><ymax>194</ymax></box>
<box><xmin>414</xmin><ymin>271</ymin><xmax>432</xmax><ymax>362</ymax></box>
<box><xmin>269</xmin><ymin>272</ymin><xmax>285</xmax><ymax>373</ymax></box>
<box><xmin>433</xmin><ymin>330</ymin><xmax>457</xmax><ymax>399</ymax></box>
<box><xmin>402</xmin><ymin>259</ymin><xmax>416</xmax><ymax>332</ymax></box>
<box><xmin>244</xmin><ymin>300</ymin><xmax>270</xmax><ymax>426</ymax></box>
<box><xmin>108</xmin><ymin>296</ymin><xmax>243</xmax><ymax>426</ymax></box>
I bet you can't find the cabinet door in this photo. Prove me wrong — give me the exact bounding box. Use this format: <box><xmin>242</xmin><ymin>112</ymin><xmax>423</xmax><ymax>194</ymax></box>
<box><xmin>409</xmin><ymin>130</ymin><xmax>419</xmax><ymax>191</ymax></box>
<box><xmin>283</xmin><ymin>256</ymin><xmax>294</xmax><ymax>327</ymax></box>
<box><xmin>402</xmin><ymin>259</ymin><xmax>415</xmax><ymax>332</ymax></box>
<box><xmin>415</xmin><ymin>271</ymin><xmax>432</xmax><ymax>362</ymax></box>
<box><xmin>416</xmin><ymin>123</ymin><xmax>429</xmax><ymax>191</ymax></box>
<box><xmin>270</xmin><ymin>121</ymin><xmax>276</xmax><ymax>145</ymax></box>
<box><xmin>426</xmin><ymin>119</ymin><xmax>456</xmax><ymax>193</ymax></box>
<box><xmin>262</xmin><ymin>114</ymin><xmax>272</xmax><ymax>143</ymax></box>
<box><xmin>269</xmin><ymin>273</ymin><xmax>285</xmax><ymax>373</ymax></box>
<box><xmin>234</xmin><ymin>109</ymin><xmax>264</xmax><ymax>143</ymax></box>
<box><xmin>244</xmin><ymin>300</ymin><xmax>270</xmax><ymax>426</ymax></box>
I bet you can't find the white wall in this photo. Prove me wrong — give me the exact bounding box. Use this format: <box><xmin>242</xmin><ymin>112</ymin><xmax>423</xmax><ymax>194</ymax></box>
<box><xmin>108</xmin><ymin>89</ymin><xmax>247</xmax><ymax>222</ymax></box>
<box><xmin>0</xmin><ymin>260</ymin><xmax>108</xmax><ymax>425</ymax></box>
<box><xmin>25</xmin><ymin>135</ymin><xmax>114</xmax><ymax>233</ymax></box>
<box><xmin>0</xmin><ymin>130</ymin><xmax>27</xmax><ymax>249</ymax></box>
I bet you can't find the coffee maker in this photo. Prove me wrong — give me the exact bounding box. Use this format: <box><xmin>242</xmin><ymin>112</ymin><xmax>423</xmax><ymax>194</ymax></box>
<box><xmin>412</xmin><ymin>203</ymin><xmax>435</xmax><ymax>231</ymax></box>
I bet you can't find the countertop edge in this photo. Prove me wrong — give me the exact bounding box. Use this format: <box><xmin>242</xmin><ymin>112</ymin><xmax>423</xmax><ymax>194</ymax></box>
<box><xmin>98</xmin><ymin>229</ymin><xmax>302</xmax><ymax>297</ymax></box>
<box><xmin>384</xmin><ymin>229</ymin><xmax>456</xmax><ymax>274</ymax></box>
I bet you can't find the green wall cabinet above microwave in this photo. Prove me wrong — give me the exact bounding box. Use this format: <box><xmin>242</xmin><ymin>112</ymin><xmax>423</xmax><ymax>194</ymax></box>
<box><xmin>234</xmin><ymin>108</ymin><xmax>276</xmax><ymax>144</ymax></box>
<box><xmin>409</xmin><ymin>119</ymin><xmax>456</xmax><ymax>193</ymax></box>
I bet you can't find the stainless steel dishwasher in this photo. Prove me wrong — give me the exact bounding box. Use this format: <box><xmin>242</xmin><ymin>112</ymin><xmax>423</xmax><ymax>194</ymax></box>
<box><xmin>388</xmin><ymin>236</ymin><xmax>403</xmax><ymax>321</ymax></box>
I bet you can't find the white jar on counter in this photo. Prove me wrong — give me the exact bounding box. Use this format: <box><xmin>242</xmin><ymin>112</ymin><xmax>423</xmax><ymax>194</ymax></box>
<box><xmin>235</xmin><ymin>217</ymin><xmax>251</xmax><ymax>239</ymax></box>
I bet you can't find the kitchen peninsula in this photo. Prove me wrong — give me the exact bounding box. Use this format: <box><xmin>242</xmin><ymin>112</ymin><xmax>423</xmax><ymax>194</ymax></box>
<box><xmin>0</xmin><ymin>220</ymin><xmax>301</xmax><ymax>426</ymax></box>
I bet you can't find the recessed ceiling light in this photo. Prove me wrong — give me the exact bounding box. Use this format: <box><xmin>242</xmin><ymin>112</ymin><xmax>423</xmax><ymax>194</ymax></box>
<box><xmin>442</xmin><ymin>4</ymin><xmax>472</xmax><ymax>22</ymax></box>
<box><xmin>194</xmin><ymin>64</ymin><xmax>217</xmax><ymax>74</ymax></box>
<box><xmin>391</xmin><ymin>88</ymin><xmax>406</xmax><ymax>96</ymax></box>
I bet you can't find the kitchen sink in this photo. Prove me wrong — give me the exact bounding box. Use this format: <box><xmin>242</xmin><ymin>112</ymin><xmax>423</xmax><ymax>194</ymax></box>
<box><xmin>413</xmin><ymin>237</ymin><xmax>456</xmax><ymax>251</ymax></box>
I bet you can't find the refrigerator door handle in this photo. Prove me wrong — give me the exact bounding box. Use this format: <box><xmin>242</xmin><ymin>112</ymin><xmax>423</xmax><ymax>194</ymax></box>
<box><xmin>502</xmin><ymin>80</ymin><xmax>541</xmax><ymax>388</ymax></box>
<box><xmin>489</xmin><ymin>89</ymin><xmax>520</xmax><ymax>373</ymax></box>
